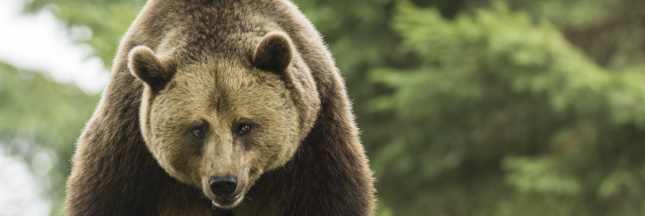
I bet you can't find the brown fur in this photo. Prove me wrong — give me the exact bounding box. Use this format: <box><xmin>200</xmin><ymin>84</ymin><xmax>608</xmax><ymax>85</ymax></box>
<box><xmin>65</xmin><ymin>0</ymin><xmax>375</xmax><ymax>215</ymax></box>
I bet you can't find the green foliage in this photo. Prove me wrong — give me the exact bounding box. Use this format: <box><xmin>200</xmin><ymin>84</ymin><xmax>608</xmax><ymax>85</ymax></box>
<box><xmin>505</xmin><ymin>0</ymin><xmax>645</xmax><ymax>69</ymax></box>
<box><xmin>12</xmin><ymin>0</ymin><xmax>645</xmax><ymax>215</ymax></box>
<box><xmin>0</xmin><ymin>62</ymin><xmax>99</xmax><ymax>215</ymax></box>
<box><xmin>365</xmin><ymin>1</ymin><xmax>645</xmax><ymax>215</ymax></box>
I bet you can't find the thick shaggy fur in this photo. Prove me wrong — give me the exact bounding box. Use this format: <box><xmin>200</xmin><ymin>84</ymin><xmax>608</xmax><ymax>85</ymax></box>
<box><xmin>65</xmin><ymin>0</ymin><xmax>375</xmax><ymax>215</ymax></box>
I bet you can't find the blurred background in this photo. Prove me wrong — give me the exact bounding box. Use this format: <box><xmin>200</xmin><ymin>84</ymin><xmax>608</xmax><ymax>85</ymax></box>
<box><xmin>1</xmin><ymin>0</ymin><xmax>645</xmax><ymax>215</ymax></box>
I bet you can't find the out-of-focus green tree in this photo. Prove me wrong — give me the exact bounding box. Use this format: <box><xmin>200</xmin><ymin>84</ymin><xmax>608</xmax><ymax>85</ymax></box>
<box><xmin>368</xmin><ymin>1</ymin><xmax>645</xmax><ymax>215</ymax></box>
<box><xmin>507</xmin><ymin>0</ymin><xmax>645</xmax><ymax>70</ymax></box>
<box><xmin>16</xmin><ymin>0</ymin><xmax>645</xmax><ymax>215</ymax></box>
<box><xmin>0</xmin><ymin>62</ymin><xmax>98</xmax><ymax>215</ymax></box>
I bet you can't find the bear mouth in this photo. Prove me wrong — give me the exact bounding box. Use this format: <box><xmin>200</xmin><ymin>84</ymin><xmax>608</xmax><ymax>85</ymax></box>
<box><xmin>210</xmin><ymin>192</ymin><xmax>244</xmax><ymax>209</ymax></box>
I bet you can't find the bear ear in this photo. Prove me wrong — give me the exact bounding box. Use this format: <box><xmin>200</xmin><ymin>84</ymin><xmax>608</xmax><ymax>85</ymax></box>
<box><xmin>128</xmin><ymin>45</ymin><xmax>174</xmax><ymax>91</ymax></box>
<box><xmin>252</xmin><ymin>32</ymin><xmax>293</xmax><ymax>72</ymax></box>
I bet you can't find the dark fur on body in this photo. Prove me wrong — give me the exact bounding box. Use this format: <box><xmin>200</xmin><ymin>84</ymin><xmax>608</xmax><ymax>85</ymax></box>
<box><xmin>65</xmin><ymin>0</ymin><xmax>375</xmax><ymax>215</ymax></box>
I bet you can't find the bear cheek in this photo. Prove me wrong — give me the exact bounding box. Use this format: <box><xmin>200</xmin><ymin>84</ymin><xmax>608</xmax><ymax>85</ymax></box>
<box><xmin>148</xmin><ymin>145</ymin><xmax>193</xmax><ymax>184</ymax></box>
<box><xmin>257</xmin><ymin>143</ymin><xmax>292</xmax><ymax>172</ymax></box>
<box><xmin>247</xmin><ymin>166</ymin><xmax>262</xmax><ymax>184</ymax></box>
<box><xmin>268</xmin><ymin>130</ymin><xmax>300</xmax><ymax>170</ymax></box>
<box><xmin>150</xmin><ymin>131</ymin><xmax>201</xmax><ymax>185</ymax></box>
<box><xmin>167</xmin><ymin>151</ymin><xmax>193</xmax><ymax>181</ymax></box>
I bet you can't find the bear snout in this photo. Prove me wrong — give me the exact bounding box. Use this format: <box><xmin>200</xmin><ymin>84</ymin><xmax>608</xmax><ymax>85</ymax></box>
<box><xmin>202</xmin><ymin>174</ymin><xmax>245</xmax><ymax>209</ymax></box>
<box><xmin>209</xmin><ymin>175</ymin><xmax>237</xmax><ymax>197</ymax></box>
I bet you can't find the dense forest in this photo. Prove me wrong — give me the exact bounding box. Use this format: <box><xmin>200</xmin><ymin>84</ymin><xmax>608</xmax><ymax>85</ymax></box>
<box><xmin>2</xmin><ymin>0</ymin><xmax>645</xmax><ymax>215</ymax></box>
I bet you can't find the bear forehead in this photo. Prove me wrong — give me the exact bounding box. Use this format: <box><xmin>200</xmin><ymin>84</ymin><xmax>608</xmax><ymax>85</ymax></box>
<box><xmin>170</xmin><ymin>56</ymin><xmax>270</xmax><ymax>89</ymax></box>
<box><xmin>153</xmin><ymin>2</ymin><xmax>280</xmax><ymax>61</ymax></box>
<box><xmin>159</xmin><ymin>57</ymin><xmax>285</xmax><ymax>109</ymax></box>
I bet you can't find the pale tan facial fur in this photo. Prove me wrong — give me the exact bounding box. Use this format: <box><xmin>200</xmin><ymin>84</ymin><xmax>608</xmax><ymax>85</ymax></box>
<box><xmin>128</xmin><ymin>33</ymin><xmax>303</xmax><ymax>208</ymax></box>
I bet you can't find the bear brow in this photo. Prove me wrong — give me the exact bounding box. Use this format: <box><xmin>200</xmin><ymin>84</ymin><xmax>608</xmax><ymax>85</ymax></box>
<box><xmin>208</xmin><ymin>95</ymin><xmax>221</xmax><ymax>113</ymax></box>
<box><xmin>216</xmin><ymin>97</ymin><xmax>221</xmax><ymax>111</ymax></box>
<box><xmin>208</xmin><ymin>89</ymin><xmax>229</xmax><ymax>113</ymax></box>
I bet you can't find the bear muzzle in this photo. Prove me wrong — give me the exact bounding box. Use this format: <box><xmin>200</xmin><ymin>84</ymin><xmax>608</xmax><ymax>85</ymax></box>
<box><xmin>209</xmin><ymin>175</ymin><xmax>238</xmax><ymax>197</ymax></box>
<box><xmin>203</xmin><ymin>174</ymin><xmax>245</xmax><ymax>209</ymax></box>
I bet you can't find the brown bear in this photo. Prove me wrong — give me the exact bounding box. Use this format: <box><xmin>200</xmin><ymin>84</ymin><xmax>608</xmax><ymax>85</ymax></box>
<box><xmin>65</xmin><ymin>0</ymin><xmax>375</xmax><ymax>215</ymax></box>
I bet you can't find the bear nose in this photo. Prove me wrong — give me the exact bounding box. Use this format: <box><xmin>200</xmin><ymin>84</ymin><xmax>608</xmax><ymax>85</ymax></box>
<box><xmin>209</xmin><ymin>175</ymin><xmax>238</xmax><ymax>197</ymax></box>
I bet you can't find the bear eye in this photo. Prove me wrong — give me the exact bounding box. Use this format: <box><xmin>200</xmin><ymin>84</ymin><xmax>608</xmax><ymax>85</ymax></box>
<box><xmin>192</xmin><ymin>127</ymin><xmax>205</xmax><ymax>139</ymax></box>
<box><xmin>237</xmin><ymin>123</ymin><xmax>252</xmax><ymax>136</ymax></box>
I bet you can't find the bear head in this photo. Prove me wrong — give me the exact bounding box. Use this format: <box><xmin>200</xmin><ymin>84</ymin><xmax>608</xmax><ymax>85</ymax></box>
<box><xmin>127</xmin><ymin>32</ymin><xmax>320</xmax><ymax>209</ymax></box>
